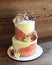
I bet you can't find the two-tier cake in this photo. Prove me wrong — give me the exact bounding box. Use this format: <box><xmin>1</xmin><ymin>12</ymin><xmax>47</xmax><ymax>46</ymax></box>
<box><xmin>11</xmin><ymin>13</ymin><xmax>38</xmax><ymax>58</ymax></box>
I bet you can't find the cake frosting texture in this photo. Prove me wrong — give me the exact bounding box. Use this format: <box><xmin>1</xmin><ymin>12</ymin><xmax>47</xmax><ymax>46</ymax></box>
<box><xmin>12</xmin><ymin>36</ymin><xmax>37</xmax><ymax>51</ymax></box>
<box><xmin>15</xmin><ymin>20</ymin><xmax>35</xmax><ymax>35</ymax></box>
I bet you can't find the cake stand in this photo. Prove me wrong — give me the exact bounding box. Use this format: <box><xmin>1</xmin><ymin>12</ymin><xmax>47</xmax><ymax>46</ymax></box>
<box><xmin>7</xmin><ymin>45</ymin><xmax>43</xmax><ymax>61</ymax></box>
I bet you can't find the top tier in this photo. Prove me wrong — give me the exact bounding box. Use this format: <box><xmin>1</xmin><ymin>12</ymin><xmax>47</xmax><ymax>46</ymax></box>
<box><xmin>13</xmin><ymin>13</ymin><xmax>35</xmax><ymax>40</ymax></box>
<box><xmin>13</xmin><ymin>13</ymin><xmax>35</xmax><ymax>35</ymax></box>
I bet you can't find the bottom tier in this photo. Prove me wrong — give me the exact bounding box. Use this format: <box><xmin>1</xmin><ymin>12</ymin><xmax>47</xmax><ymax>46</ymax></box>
<box><xmin>12</xmin><ymin>36</ymin><xmax>37</xmax><ymax>57</ymax></box>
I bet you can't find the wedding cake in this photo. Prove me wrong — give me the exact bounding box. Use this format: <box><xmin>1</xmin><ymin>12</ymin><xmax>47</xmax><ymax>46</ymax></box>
<box><xmin>11</xmin><ymin>13</ymin><xmax>38</xmax><ymax>58</ymax></box>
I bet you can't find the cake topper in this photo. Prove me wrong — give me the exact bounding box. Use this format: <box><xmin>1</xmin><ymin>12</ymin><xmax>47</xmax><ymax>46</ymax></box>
<box><xmin>13</xmin><ymin>13</ymin><xmax>35</xmax><ymax>24</ymax></box>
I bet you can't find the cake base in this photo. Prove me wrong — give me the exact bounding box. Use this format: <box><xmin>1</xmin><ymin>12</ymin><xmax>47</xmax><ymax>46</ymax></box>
<box><xmin>7</xmin><ymin>45</ymin><xmax>43</xmax><ymax>61</ymax></box>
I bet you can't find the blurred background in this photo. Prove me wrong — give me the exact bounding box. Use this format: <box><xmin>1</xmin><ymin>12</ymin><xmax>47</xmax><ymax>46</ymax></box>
<box><xmin>0</xmin><ymin>0</ymin><xmax>52</xmax><ymax>45</ymax></box>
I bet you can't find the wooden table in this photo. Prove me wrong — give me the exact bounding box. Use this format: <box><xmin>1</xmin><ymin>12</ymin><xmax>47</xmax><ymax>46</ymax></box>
<box><xmin>0</xmin><ymin>37</ymin><xmax>52</xmax><ymax>65</ymax></box>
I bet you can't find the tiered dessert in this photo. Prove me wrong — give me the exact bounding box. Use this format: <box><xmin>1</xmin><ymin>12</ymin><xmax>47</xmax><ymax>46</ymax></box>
<box><xmin>11</xmin><ymin>13</ymin><xmax>38</xmax><ymax>58</ymax></box>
